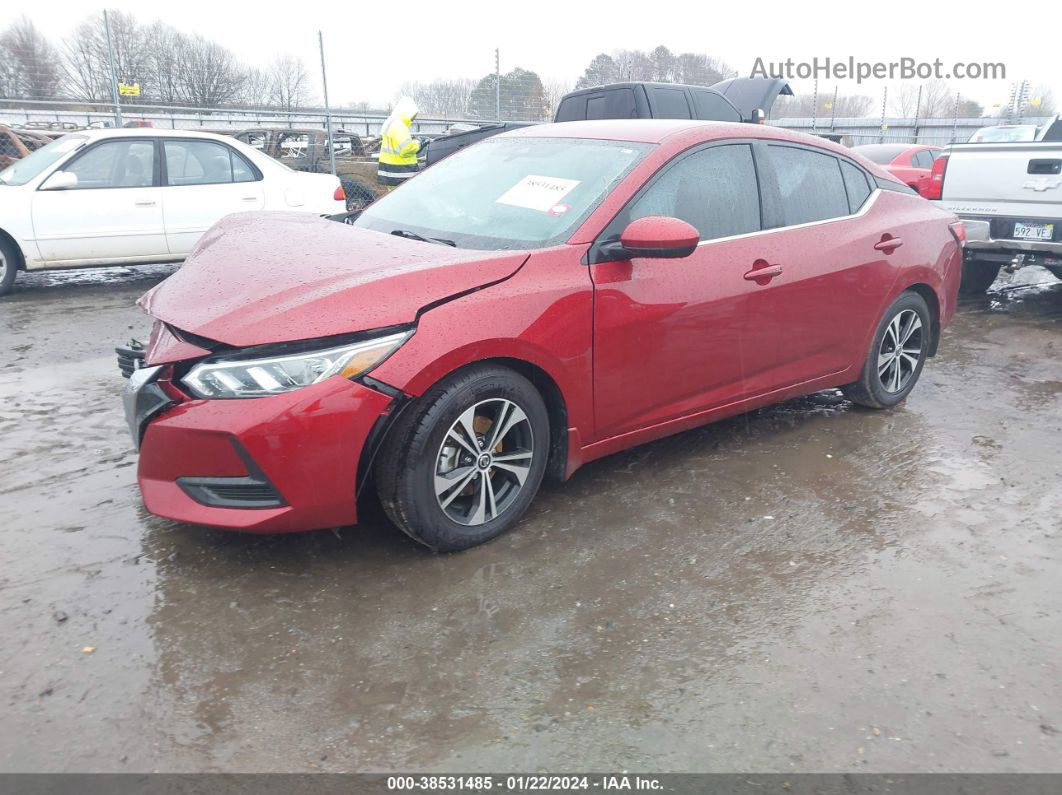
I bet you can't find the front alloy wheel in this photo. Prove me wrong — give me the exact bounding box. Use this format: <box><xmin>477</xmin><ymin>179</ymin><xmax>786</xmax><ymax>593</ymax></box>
<box><xmin>434</xmin><ymin>399</ymin><xmax>534</xmax><ymax>526</ymax></box>
<box><xmin>376</xmin><ymin>365</ymin><xmax>549</xmax><ymax>552</ymax></box>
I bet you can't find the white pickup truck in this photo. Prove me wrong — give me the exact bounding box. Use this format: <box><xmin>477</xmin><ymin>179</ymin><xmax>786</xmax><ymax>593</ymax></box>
<box><xmin>927</xmin><ymin>116</ymin><xmax>1062</xmax><ymax>293</ymax></box>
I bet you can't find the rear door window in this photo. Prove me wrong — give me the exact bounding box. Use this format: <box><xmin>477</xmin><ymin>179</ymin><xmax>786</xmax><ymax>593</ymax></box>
<box><xmin>649</xmin><ymin>88</ymin><xmax>691</xmax><ymax>119</ymax></box>
<box><xmin>585</xmin><ymin>88</ymin><xmax>637</xmax><ymax>120</ymax></box>
<box><xmin>768</xmin><ymin>145</ymin><xmax>851</xmax><ymax>225</ymax></box>
<box><xmin>622</xmin><ymin>144</ymin><xmax>761</xmax><ymax>241</ymax></box>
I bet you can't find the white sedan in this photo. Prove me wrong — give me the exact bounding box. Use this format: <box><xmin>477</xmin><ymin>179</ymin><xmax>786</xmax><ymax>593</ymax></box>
<box><xmin>0</xmin><ymin>128</ymin><xmax>347</xmax><ymax>295</ymax></box>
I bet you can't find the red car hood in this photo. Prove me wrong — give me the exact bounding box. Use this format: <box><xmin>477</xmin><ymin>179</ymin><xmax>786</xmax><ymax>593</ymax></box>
<box><xmin>139</xmin><ymin>213</ymin><xmax>530</xmax><ymax>347</ymax></box>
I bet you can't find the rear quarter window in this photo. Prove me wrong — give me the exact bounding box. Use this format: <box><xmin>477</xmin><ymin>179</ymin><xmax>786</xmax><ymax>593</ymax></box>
<box><xmin>768</xmin><ymin>145</ymin><xmax>851</xmax><ymax>225</ymax></box>
<box><xmin>839</xmin><ymin>160</ymin><xmax>873</xmax><ymax>213</ymax></box>
<box><xmin>554</xmin><ymin>96</ymin><xmax>587</xmax><ymax>123</ymax></box>
<box><xmin>691</xmin><ymin>90</ymin><xmax>741</xmax><ymax>122</ymax></box>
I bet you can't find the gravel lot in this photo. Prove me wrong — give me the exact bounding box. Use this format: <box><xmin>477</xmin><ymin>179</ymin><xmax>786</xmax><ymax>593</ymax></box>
<box><xmin>1</xmin><ymin>264</ymin><xmax>1060</xmax><ymax>773</ymax></box>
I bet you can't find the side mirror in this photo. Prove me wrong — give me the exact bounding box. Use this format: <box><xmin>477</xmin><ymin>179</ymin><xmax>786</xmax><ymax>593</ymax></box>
<box><xmin>601</xmin><ymin>216</ymin><xmax>700</xmax><ymax>261</ymax></box>
<box><xmin>40</xmin><ymin>171</ymin><xmax>78</xmax><ymax>191</ymax></box>
<box><xmin>750</xmin><ymin>108</ymin><xmax>766</xmax><ymax>124</ymax></box>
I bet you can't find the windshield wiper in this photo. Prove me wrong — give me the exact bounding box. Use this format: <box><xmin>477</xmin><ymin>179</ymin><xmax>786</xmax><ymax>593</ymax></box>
<box><xmin>390</xmin><ymin>229</ymin><xmax>456</xmax><ymax>247</ymax></box>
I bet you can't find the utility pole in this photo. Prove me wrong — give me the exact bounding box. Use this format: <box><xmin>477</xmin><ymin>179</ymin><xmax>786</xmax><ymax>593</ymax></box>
<box><xmin>318</xmin><ymin>31</ymin><xmax>337</xmax><ymax>177</ymax></box>
<box><xmin>913</xmin><ymin>84</ymin><xmax>923</xmax><ymax>143</ymax></box>
<box><xmin>103</xmin><ymin>10</ymin><xmax>123</xmax><ymax>127</ymax></box>
<box><xmin>811</xmin><ymin>78</ymin><xmax>818</xmax><ymax>132</ymax></box>
<box><xmin>829</xmin><ymin>85</ymin><xmax>838</xmax><ymax>129</ymax></box>
<box><xmin>495</xmin><ymin>48</ymin><xmax>501</xmax><ymax>123</ymax></box>
<box><xmin>879</xmin><ymin>86</ymin><xmax>888</xmax><ymax>143</ymax></box>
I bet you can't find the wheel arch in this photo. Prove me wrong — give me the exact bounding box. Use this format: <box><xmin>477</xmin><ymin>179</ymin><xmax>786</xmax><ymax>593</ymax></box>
<box><xmin>357</xmin><ymin>355</ymin><xmax>573</xmax><ymax>503</ymax></box>
<box><xmin>903</xmin><ymin>282</ymin><xmax>941</xmax><ymax>356</ymax></box>
<box><xmin>0</xmin><ymin>227</ymin><xmax>26</xmax><ymax>271</ymax></box>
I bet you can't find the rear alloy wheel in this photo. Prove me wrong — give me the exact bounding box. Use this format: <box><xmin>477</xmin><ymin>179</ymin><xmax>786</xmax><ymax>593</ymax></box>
<box><xmin>375</xmin><ymin>365</ymin><xmax>549</xmax><ymax>552</ymax></box>
<box><xmin>959</xmin><ymin>258</ymin><xmax>1001</xmax><ymax>295</ymax></box>
<box><xmin>0</xmin><ymin>238</ymin><xmax>19</xmax><ymax>297</ymax></box>
<box><xmin>843</xmin><ymin>291</ymin><xmax>931</xmax><ymax>409</ymax></box>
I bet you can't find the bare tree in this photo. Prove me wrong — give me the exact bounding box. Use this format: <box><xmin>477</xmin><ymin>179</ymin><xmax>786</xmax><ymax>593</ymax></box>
<box><xmin>241</xmin><ymin>67</ymin><xmax>272</xmax><ymax>107</ymax></box>
<box><xmin>398</xmin><ymin>78</ymin><xmax>477</xmax><ymax>117</ymax></box>
<box><xmin>62</xmin><ymin>11</ymin><xmax>149</xmax><ymax>102</ymax></box>
<box><xmin>542</xmin><ymin>78</ymin><xmax>573</xmax><ymax>119</ymax></box>
<box><xmin>268</xmin><ymin>55</ymin><xmax>313</xmax><ymax>111</ymax></box>
<box><xmin>0</xmin><ymin>17</ymin><xmax>62</xmax><ymax>99</ymax></box>
<box><xmin>177</xmin><ymin>34</ymin><xmax>244</xmax><ymax>106</ymax></box>
<box><xmin>774</xmin><ymin>91</ymin><xmax>873</xmax><ymax>119</ymax></box>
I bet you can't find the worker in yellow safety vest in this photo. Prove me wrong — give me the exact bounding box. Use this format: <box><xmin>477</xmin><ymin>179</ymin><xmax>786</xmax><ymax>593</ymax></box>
<box><xmin>377</xmin><ymin>97</ymin><xmax>421</xmax><ymax>188</ymax></box>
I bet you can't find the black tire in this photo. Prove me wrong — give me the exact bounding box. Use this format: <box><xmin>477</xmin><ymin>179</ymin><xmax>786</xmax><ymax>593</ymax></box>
<box><xmin>843</xmin><ymin>291</ymin><xmax>932</xmax><ymax>409</ymax></box>
<box><xmin>375</xmin><ymin>364</ymin><xmax>550</xmax><ymax>552</ymax></box>
<box><xmin>340</xmin><ymin>177</ymin><xmax>375</xmax><ymax>212</ymax></box>
<box><xmin>0</xmin><ymin>237</ymin><xmax>19</xmax><ymax>297</ymax></box>
<box><xmin>959</xmin><ymin>258</ymin><xmax>1001</xmax><ymax>295</ymax></box>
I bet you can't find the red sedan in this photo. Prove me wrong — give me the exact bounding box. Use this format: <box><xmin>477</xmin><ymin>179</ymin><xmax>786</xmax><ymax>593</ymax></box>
<box><xmin>124</xmin><ymin>120</ymin><xmax>963</xmax><ymax>551</ymax></box>
<box><xmin>853</xmin><ymin>143</ymin><xmax>942</xmax><ymax>193</ymax></box>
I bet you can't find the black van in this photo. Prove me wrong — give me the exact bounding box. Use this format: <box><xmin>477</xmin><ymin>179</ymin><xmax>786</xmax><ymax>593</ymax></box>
<box><xmin>553</xmin><ymin>78</ymin><xmax>791</xmax><ymax>125</ymax></box>
<box><xmin>421</xmin><ymin>77</ymin><xmax>791</xmax><ymax>166</ymax></box>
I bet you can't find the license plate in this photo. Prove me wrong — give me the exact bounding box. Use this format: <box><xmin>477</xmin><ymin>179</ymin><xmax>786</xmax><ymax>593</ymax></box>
<box><xmin>1012</xmin><ymin>221</ymin><xmax>1054</xmax><ymax>240</ymax></box>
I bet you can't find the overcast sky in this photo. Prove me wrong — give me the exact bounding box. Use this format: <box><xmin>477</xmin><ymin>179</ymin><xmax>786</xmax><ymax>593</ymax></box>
<box><xmin>3</xmin><ymin>0</ymin><xmax>1058</xmax><ymax>113</ymax></box>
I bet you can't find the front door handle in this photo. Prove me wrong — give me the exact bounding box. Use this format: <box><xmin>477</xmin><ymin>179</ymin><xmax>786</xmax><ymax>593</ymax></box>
<box><xmin>241</xmin><ymin>196</ymin><xmax>258</xmax><ymax>202</ymax></box>
<box><xmin>134</xmin><ymin>200</ymin><xmax>156</xmax><ymax>207</ymax></box>
<box><xmin>874</xmin><ymin>236</ymin><xmax>903</xmax><ymax>252</ymax></box>
<box><xmin>744</xmin><ymin>263</ymin><xmax>783</xmax><ymax>281</ymax></box>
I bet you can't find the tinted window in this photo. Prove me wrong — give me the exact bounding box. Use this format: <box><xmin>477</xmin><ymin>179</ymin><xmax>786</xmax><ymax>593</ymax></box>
<box><xmin>650</xmin><ymin>88</ymin><xmax>691</xmax><ymax>119</ymax></box>
<box><xmin>585</xmin><ymin>88</ymin><xmax>637</xmax><ymax>120</ymax></box>
<box><xmin>691</xmin><ymin>90</ymin><xmax>741</xmax><ymax>122</ymax></box>
<box><xmin>769</xmin><ymin>145</ymin><xmax>850</xmax><ymax>225</ymax></box>
<box><xmin>554</xmin><ymin>96</ymin><xmax>586</xmax><ymax>122</ymax></box>
<box><xmin>624</xmin><ymin>144</ymin><xmax>760</xmax><ymax>241</ymax></box>
<box><xmin>915</xmin><ymin>150</ymin><xmax>935</xmax><ymax>169</ymax></box>
<box><xmin>65</xmin><ymin>139</ymin><xmax>154</xmax><ymax>188</ymax></box>
<box><xmin>839</xmin><ymin>160</ymin><xmax>872</xmax><ymax>213</ymax></box>
<box><xmin>164</xmin><ymin>140</ymin><xmax>256</xmax><ymax>185</ymax></box>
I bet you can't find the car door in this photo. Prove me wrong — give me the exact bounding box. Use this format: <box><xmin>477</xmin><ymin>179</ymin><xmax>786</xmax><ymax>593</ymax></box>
<box><xmin>751</xmin><ymin>144</ymin><xmax>893</xmax><ymax>385</ymax></box>
<box><xmin>588</xmin><ymin>142</ymin><xmax>790</xmax><ymax>440</ymax></box>
<box><xmin>161</xmin><ymin>138</ymin><xmax>265</xmax><ymax>256</ymax></box>
<box><xmin>32</xmin><ymin>137</ymin><xmax>166</xmax><ymax>263</ymax></box>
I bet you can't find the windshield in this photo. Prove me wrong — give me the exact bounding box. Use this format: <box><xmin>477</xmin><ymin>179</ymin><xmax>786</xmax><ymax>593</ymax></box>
<box><xmin>354</xmin><ymin>136</ymin><xmax>652</xmax><ymax>250</ymax></box>
<box><xmin>968</xmin><ymin>125</ymin><xmax>1037</xmax><ymax>143</ymax></box>
<box><xmin>0</xmin><ymin>134</ymin><xmax>87</xmax><ymax>186</ymax></box>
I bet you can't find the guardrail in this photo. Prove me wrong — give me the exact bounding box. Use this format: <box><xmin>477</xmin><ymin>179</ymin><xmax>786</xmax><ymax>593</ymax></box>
<box><xmin>1</xmin><ymin>98</ymin><xmax>1051</xmax><ymax>146</ymax></box>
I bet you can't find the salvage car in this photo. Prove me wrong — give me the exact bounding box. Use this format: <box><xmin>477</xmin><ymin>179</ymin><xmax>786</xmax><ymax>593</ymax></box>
<box><xmin>224</xmin><ymin>127</ymin><xmax>378</xmax><ymax>211</ymax></box>
<box><xmin>0</xmin><ymin>129</ymin><xmax>345</xmax><ymax>296</ymax></box>
<box><xmin>123</xmin><ymin>119</ymin><xmax>963</xmax><ymax>551</ymax></box>
<box><xmin>853</xmin><ymin>143</ymin><xmax>941</xmax><ymax>193</ymax></box>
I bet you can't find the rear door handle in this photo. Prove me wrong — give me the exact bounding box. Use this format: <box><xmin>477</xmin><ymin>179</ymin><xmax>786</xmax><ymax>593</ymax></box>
<box><xmin>743</xmin><ymin>264</ymin><xmax>783</xmax><ymax>281</ymax></box>
<box><xmin>874</xmin><ymin>237</ymin><xmax>903</xmax><ymax>252</ymax></box>
<box><xmin>241</xmin><ymin>196</ymin><xmax>258</xmax><ymax>202</ymax></box>
<box><xmin>134</xmin><ymin>200</ymin><xmax>156</xmax><ymax>207</ymax></box>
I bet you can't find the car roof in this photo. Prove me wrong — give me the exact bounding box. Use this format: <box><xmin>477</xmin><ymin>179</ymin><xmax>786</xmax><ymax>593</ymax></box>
<box><xmin>67</xmin><ymin>128</ymin><xmax>242</xmax><ymax>142</ymax></box>
<box><xmin>499</xmin><ymin>120</ymin><xmax>899</xmax><ymax>182</ymax></box>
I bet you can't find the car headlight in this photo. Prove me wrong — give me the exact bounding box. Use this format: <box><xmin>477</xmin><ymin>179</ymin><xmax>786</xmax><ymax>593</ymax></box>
<box><xmin>181</xmin><ymin>331</ymin><xmax>410</xmax><ymax>399</ymax></box>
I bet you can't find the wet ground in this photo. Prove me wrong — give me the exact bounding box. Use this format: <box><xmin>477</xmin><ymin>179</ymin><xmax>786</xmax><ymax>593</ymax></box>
<box><xmin>1</xmin><ymin>264</ymin><xmax>1060</xmax><ymax>773</ymax></box>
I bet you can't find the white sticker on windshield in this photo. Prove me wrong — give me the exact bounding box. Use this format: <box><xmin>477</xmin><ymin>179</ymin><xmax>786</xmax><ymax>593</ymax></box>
<box><xmin>496</xmin><ymin>175</ymin><xmax>580</xmax><ymax>213</ymax></box>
